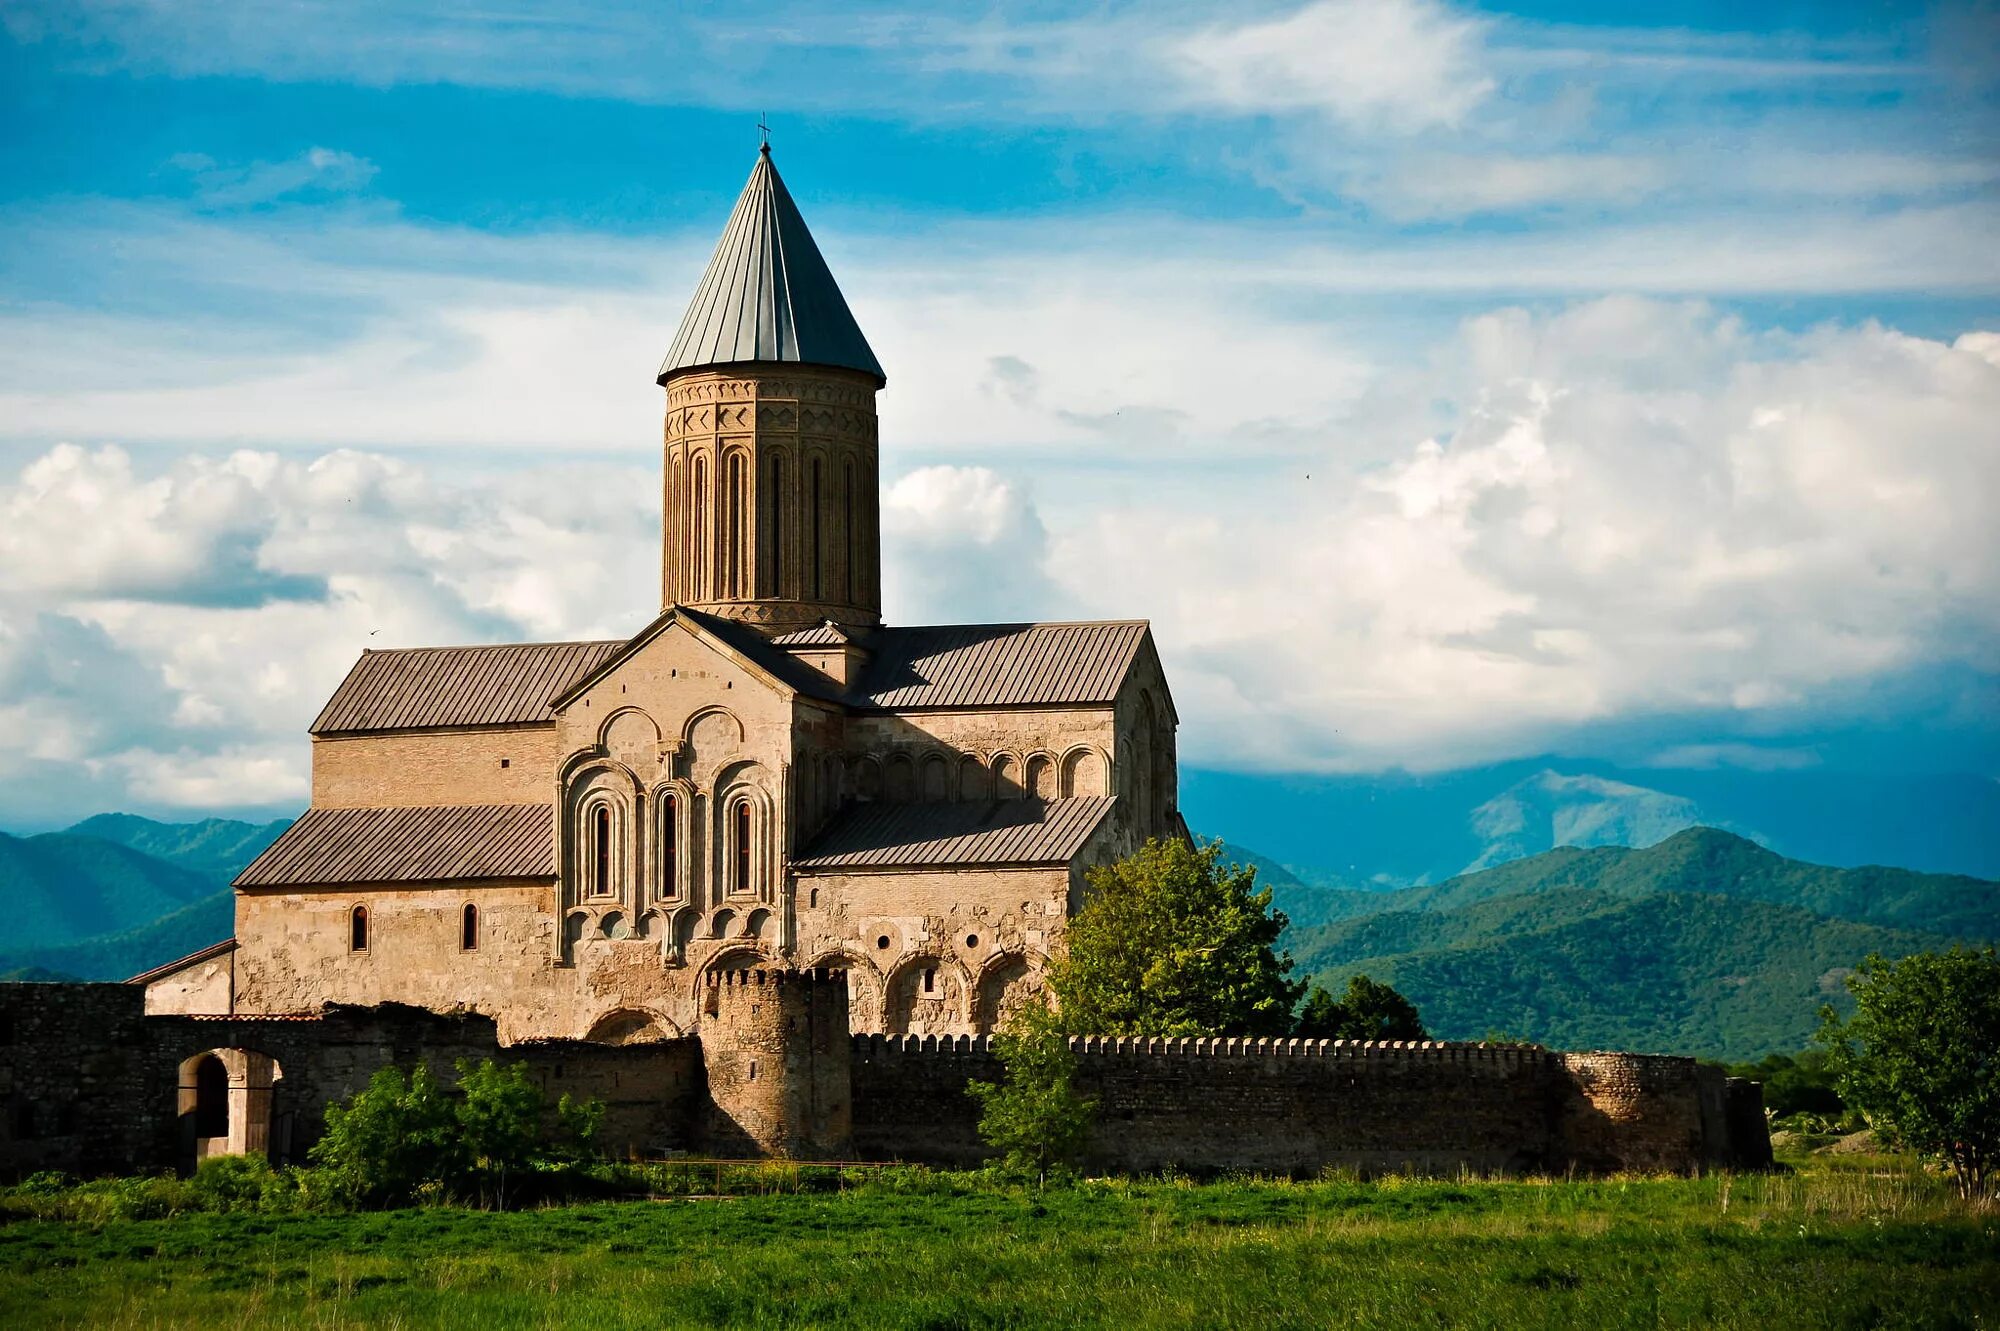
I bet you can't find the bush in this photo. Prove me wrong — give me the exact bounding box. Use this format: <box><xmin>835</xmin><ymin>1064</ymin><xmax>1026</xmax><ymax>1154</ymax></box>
<box><xmin>189</xmin><ymin>1153</ymin><xmax>283</xmax><ymax>1210</ymax></box>
<box><xmin>967</xmin><ymin>1002</ymin><xmax>1095</xmax><ymax>1186</ymax></box>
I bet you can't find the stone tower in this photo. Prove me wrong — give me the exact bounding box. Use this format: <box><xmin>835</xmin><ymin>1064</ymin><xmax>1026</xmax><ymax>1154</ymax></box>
<box><xmin>658</xmin><ymin>144</ymin><xmax>887</xmax><ymax>636</ymax></box>
<box><xmin>699</xmin><ymin>967</ymin><xmax>853</xmax><ymax>1159</ymax></box>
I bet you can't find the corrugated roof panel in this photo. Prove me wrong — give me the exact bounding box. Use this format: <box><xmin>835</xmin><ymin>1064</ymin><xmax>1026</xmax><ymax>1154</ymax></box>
<box><xmin>795</xmin><ymin>797</ymin><xmax>1115</xmax><ymax>870</ymax></box>
<box><xmin>311</xmin><ymin>640</ymin><xmax>624</xmax><ymax>734</ymax></box>
<box><xmin>235</xmin><ymin>804</ymin><xmax>556</xmax><ymax>887</ymax></box>
<box><xmin>853</xmin><ymin>622</ymin><xmax>1147</xmax><ymax>711</ymax></box>
<box><xmin>659</xmin><ymin>146</ymin><xmax>884</xmax><ymax>385</ymax></box>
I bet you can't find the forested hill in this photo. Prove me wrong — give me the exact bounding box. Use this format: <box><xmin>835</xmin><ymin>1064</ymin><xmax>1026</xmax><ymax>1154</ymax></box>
<box><xmin>0</xmin><ymin>814</ymin><xmax>288</xmax><ymax>981</ymax></box>
<box><xmin>1270</xmin><ymin>827</ymin><xmax>1998</xmax><ymax>1061</ymax></box>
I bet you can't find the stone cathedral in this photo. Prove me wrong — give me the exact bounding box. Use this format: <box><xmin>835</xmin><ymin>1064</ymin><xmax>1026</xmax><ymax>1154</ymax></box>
<box><xmin>144</xmin><ymin>145</ymin><xmax>1182</xmax><ymax>1043</ymax></box>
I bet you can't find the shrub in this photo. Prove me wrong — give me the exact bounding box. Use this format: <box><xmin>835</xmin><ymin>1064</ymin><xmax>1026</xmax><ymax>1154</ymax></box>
<box><xmin>968</xmin><ymin>1001</ymin><xmax>1095</xmax><ymax>1186</ymax></box>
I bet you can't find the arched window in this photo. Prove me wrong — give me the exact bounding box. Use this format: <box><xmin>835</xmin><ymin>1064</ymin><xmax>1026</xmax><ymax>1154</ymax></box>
<box><xmin>759</xmin><ymin>452</ymin><xmax>787</xmax><ymax>597</ymax></box>
<box><xmin>660</xmin><ymin>793</ymin><xmax>679</xmax><ymax>898</ymax></box>
<box><xmin>725</xmin><ymin>451</ymin><xmax>745</xmax><ymax>598</ymax></box>
<box><xmin>592</xmin><ymin>805</ymin><xmax>612</xmax><ymax>897</ymax></box>
<box><xmin>692</xmin><ymin>455</ymin><xmax>708</xmax><ymax>600</ymax></box>
<box><xmin>460</xmin><ymin>903</ymin><xmax>478</xmax><ymax>952</ymax></box>
<box><xmin>669</xmin><ymin>454</ymin><xmax>684</xmax><ymax>600</ymax></box>
<box><xmin>349</xmin><ymin>905</ymin><xmax>368</xmax><ymax>952</ymax></box>
<box><xmin>842</xmin><ymin>458</ymin><xmax>858</xmax><ymax>603</ymax></box>
<box><xmin>734</xmin><ymin>800</ymin><xmax>753</xmax><ymax>895</ymax></box>
<box><xmin>808</xmin><ymin>456</ymin><xmax>824</xmax><ymax>599</ymax></box>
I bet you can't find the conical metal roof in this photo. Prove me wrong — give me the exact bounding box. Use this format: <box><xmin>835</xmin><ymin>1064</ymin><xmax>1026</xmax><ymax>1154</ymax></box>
<box><xmin>658</xmin><ymin>145</ymin><xmax>885</xmax><ymax>386</ymax></box>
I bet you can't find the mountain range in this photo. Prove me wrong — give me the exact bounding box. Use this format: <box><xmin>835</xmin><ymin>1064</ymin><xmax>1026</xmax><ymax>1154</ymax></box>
<box><xmin>0</xmin><ymin>815</ymin><xmax>287</xmax><ymax>981</ymax></box>
<box><xmin>3</xmin><ymin>811</ymin><xmax>1994</xmax><ymax>1061</ymax></box>
<box><xmin>1268</xmin><ymin>827</ymin><xmax>1997</xmax><ymax>1061</ymax></box>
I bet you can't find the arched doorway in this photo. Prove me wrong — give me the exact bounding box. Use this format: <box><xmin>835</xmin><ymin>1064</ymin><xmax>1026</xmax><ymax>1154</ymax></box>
<box><xmin>177</xmin><ymin>1048</ymin><xmax>284</xmax><ymax>1166</ymax></box>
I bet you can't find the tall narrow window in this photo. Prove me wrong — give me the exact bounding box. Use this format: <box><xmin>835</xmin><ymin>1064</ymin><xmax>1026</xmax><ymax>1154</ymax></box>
<box><xmin>692</xmin><ymin>457</ymin><xmax>708</xmax><ymax>601</ymax></box>
<box><xmin>734</xmin><ymin>801</ymin><xmax>753</xmax><ymax>895</ymax></box>
<box><xmin>592</xmin><ymin>805</ymin><xmax>612</xmax><ymax>897</ymax></box>
<box><xmin>661</xmin><ymin>794</ymin><xmax>679</xmax><ymax>898</ymax></box>
<box><xmin>461</xmin><ymin>902</ymin><xmax>479</xmax><ymax>951</ymax></box>
<box><xmin>725</xmin><ymin>452</ymin><xmax>744</xmax><ymax>598</ymax></box>
<box><xmin>842</xmin><ymin>459</ymin><xmax>858</xmax><ymax>603</ymax></box>
<box><xmin>808</xmin><ymin>457</ymin><xmax>824</xmax><ymax>599</ymax></box>
<box><xmin>669</xmin><ymin>455</ymin><xmax>683</xmax><ymax>601</ymax></box>
<box><xmin>758</xmin><ymin>452</ymin><xmax>786</xmax><ymax>597</ymax></box>
<box><xmin>349</xmin><ymin>905</ymin><xmax>369</xmax><ymax>952</ymax></box>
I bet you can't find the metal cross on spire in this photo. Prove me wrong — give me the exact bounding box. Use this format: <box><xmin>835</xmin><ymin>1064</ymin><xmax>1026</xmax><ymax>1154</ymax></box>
<box><xmin>757</xmin><ymin>114</ymin><xmax>770</xmax><ymax>152</ymax></box>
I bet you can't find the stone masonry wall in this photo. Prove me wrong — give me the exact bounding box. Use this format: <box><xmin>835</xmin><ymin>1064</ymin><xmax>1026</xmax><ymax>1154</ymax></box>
<box><xmin>852</xmin><ymin>1035</ymin><xmax>1770</xmax><ymax>1176</ymax></box>
<box><xmin>2</xmin><ymin>984</ymin><xmax>1767</xmax><ymax>1180</ymax></box>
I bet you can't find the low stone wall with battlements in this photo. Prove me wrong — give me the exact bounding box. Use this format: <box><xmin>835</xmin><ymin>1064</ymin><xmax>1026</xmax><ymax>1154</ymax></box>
<box><xmin>852</xmin><ymin>1033</ymin><xmax>1770</xmax><ymax>1176</ymax></box>
<box><xmin>0</xmin><ymin>982</ymin><xmax>1768</xmax><ymax>1180</ymax></box>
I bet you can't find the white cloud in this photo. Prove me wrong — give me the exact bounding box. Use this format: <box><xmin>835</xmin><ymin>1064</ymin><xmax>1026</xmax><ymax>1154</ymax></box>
<box><xmin>1167</xmin><ymin>0</ymin><xmax>1495</xmax><ymax>132</ymax></box>
<box><xmin>1045</xmin><ymin>298</ymin><xmax>2000</xmax><ymax>771</ymax></box>
<box><xmin>168</xmin><ymin>147</ymin><xmax>379</xmax><ymax>208</ymax></box>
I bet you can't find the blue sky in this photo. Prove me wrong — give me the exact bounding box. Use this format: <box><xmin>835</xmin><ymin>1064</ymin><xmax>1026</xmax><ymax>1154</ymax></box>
<box><xmin>0</xmin><ymin>0</ymin><xmax>1995</xmax><ymax>827</ymax></box>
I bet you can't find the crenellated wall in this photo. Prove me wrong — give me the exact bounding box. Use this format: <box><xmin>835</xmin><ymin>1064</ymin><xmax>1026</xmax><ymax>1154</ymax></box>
<box><xmin>0</xmin><ymin>982</ymin><xmax>1768</xmax><ymax>1180</ymax></box>
<box><xmin>851</xmin><ymin>1033</ymin><xmax>1771</xmax><ymax>1176</ymax></box>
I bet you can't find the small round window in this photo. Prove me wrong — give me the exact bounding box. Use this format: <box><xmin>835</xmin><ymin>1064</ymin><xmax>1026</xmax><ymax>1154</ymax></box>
<box><xmin>965</xmin><ymin>934</ymin><xmax>980</xmax><ymax>949</ymax></box>
<box><xmin>876</xmin><ymin>934</ymin><xmax>891</xmax><ymax>950</ymax></box>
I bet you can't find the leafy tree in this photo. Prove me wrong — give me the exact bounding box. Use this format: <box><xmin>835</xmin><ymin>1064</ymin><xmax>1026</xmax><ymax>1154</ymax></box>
<box><xmin>1718</xmin><ymin>1050</ymin><xmax>1845</xmax><ymax>1123</ymax></box>
<box><xmin>1051</xmin><ymin>838</ymin><xmax>1303</xmax><ymax>1037</ymax></box>
<box><xmin>967</xmin><ymin>1001</ymin><xmax>1095</xmax><ymax>1186</ymax></box>
<box><xmin>1295</xmin><ymin>975</ymin><xmax>1429</xmax><ymax>1041</ymax></box>
<box><xmin>309</xmin><ymin>1058</ymin><xmax>605</xmax><ymax>1208</ymax></box>
<box><xmin>309</xmin><ymin>1063</ymin><xmax>463</xmax><ymax>1207</ymax></box>
<box><xmin>1816</xmin><ymin>948</ymin><xmax>2000</xmax><ymax>1199</ymax></box>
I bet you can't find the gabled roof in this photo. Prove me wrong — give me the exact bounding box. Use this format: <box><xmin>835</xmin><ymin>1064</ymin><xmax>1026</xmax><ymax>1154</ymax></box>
<box><xmin>547</xmin><ymin>606</ymin><xmax>846</xmax><ymax>711</ymax></box>
<box><xmin>796</xmin><ymin>797</ymin><xmax>1117</xmax><ymax>870</ymax></box>
<box><xmin>771</xmin><ymin>621</ymin><xmax>861</xmax><ymax>648</ymax></box>
<box><xmin>658</xmin><ymin>145</ymin><xmax>885</xmax><ymax>386</ymax></box>
<box><xmin>127</xmin><ymin>937</ymin><xmax>236</xmax><ymax>986</ymax></box>
<box><xmin>312</xmin><ymin>640</ymin><xmax>623</xmax><ymax>734</ymax></box>
<box><xmin>235</xmin><ymin>804</ymin><xmax>555</xmax><ymax>887</ymax></box>
<box><xmin>849</xmin><ymin>621</ymin><xmax>1152</xmax><ymax>711</ymax></box>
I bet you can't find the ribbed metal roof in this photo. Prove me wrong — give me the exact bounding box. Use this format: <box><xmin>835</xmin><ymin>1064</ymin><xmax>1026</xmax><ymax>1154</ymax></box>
<box><xmin>771</xmin><ymin>621</ymin><xmax>859</xmax><ymax>647</ymax></box>
<box><xmin>311</xmin><ymin>640</ymin><xmax>624</xmax><ymax>734</ymax></box>
<box><xmin>235</xmin><ymin>804</ymin><xmax>556</xmax><ymax>887</ymax></box>
<box><xmin>852</xmin><ymin>622</ymin><xmax>1149</xmax><ymax>710</ymax></box>
<box><xmin>659</xmin><ymin>145</ymin><xmax>884</xmax><ymax>385</ymax></box>
<box><xmin>795</xmin><ymin>797</ymin><xmax>1116</xmax><ymax>870</ymax></box>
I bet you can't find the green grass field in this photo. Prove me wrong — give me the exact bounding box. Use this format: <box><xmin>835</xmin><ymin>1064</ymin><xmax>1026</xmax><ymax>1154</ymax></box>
<box><xmin>3</xmin><ymin>1157</ymin><xmax>1995</xmax><ymax>1329</ymax></box>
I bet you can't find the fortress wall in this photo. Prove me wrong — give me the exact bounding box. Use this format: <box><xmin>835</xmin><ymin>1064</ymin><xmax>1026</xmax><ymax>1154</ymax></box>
<box><xmin>0</xmin><ymin>985</ymin><xmax>705</xmax><ymax>1177</ymax></box>
<box><xmin>852</xmin><ymin>1035</ymin><xmax>1562</xmax><ymax>1175</ymax></box>
<box><xmin>854</xmin><ymin>1036</ymin><xmax>1767</xmax><ymax>1176</ymax></box>
<box><xmin>310</xmin><ymin>726</ymin><xmax>558</xmax><ymax>808</ymax></box>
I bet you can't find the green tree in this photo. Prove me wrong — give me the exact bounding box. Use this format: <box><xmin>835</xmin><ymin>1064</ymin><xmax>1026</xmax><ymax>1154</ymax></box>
<box><xmin>455</xmin><ymin>1058</ymin><xmax>544</xmax><ymax>1208</ymax></box>
<box><xmin>1051</xmin><ymin>838</ymin><xmax>1304</xmax><ymax>1036</ymax></box>
<box><xmin>309</xmin><ymin>1063</ymin><xmax>463</xmax><ymax>1207</ymax></box>
<box><xmin>1295</xmin><ymin>975</ymin><xmax>1429</xmax><ymax>1041</ymax></box>
<box><xmin>1816</xmin><ymin>947</ymin><xmax>2000</xmax><ymax>1199</ymax></box>
<box><xmin>967</xmin><ymin>1001</ymin><xmax>1095</xmax><ymax>1185</ymax></box>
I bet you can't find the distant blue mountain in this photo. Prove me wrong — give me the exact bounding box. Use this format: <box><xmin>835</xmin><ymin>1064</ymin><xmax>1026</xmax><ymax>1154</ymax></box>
<box><xmin>1183</xmin><ymin>761</ymin><xmax>2000</xmax><ymax>887</ymax></box>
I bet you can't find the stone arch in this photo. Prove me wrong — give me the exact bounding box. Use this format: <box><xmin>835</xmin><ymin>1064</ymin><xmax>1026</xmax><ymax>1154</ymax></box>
<box><xmin>919</xmin><ymin>751</ymin><xmax>950</xmax><ymax>802</ymax></box>
<box><xmin>807</xmin><ymin>946</ymin><xmax>886</xmax><ymax>1033</ymax></box>
<box><xmin>584</xmin><ymin>1008</ymin><xmax>682</xmax><ymax>1045</ymax></box>
<box><xmin>715</xmin><ymin>767</ymin><xmax>775</xmax><ymax>900</ymax></box>
<box><xmin>709</xmin><ymin>907</ymin><xmax>737</xmax><ymax>939</ymax></box>
<box><xmin>850</xmin><ymin>754</ymin><xmax>883</xmax><ymax>801</ymax></box>
<box><xmin>1025</xmin><ymin>752</ymin><xmax>1057</xmax><ymax>800</ymax></box>
<box><xmin>884</xmin><ymin>751</ymin><xmax>916</xmax><ymax>802</ymax></box>
<box><xmin>599</xmin><ymin>910</ymin><xmax>630</xmax><ymax>940</ymax></box>
<box><xmin>974</xmin><ymin>951</ymin><xmax>1049</xmax><ymax>1032</ymax></box>
<box><xmin>883</xmin><ymin>953</ymin><xmax>970</xmax><ymax>1036</ymax></box>
<box><xmin>1060</xmin><ymin>746</ymin><xmax>1107</xmax><ymax>798</ymax></box>
<box><xmin>177</xmin><ymin>1048</ymin><xmax>284</xmax><ymax>1165</ymax></box>
<box><xmin>693</xmin><ymin>943</ymin><xmax>773</xmax><ymax>1010</ymax></box>
<box><xmin>745</xmin><ymin>907</ymin><xmax>774</xmax><ymax>941</ymax></box>
<box><xmin>991</xmin><ymin>752</ymin><xmax>1024</xmax><ymax>799</ymax></box>
<box><xmin>958</xmin><ymin>754</ymin><xmax>990</xmax><ymax>801</ymax></box>
<box><xmin>598</xmin><ymin>707</ymin><xmax>661</xmax><ymax>768</ymax></box>
<box><xmin>562</xmin><ymin>756</ymin><xmax>641</xmax><ymax>910</ymax></box>
<box><xmin>652</xmin><ymin>778</ymin><xmax>695</xmax><ymax>905</ymax></box>
<box><xmin>683</xmin><ymin>707</ymin><xmax>745</xmax><ymax>784</ymax></box>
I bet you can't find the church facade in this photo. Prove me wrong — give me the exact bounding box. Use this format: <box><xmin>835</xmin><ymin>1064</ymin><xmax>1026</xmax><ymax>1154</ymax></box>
<box><xmin>148</xmin><ymin>146</ymin><xmax>1182</xmax><ymax>1043</ymax></box>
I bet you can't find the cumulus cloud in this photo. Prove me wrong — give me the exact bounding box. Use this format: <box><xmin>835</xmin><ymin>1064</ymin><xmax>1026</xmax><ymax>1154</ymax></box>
<box><xmin>881</xmin><ymin>466</ymin><xmax>1068</xmax><ymax>624</ymax></box>
<box><xmin>1044</xmin><ymin>299</ymin><xmax>2000</xmax><ymax>771</ymax></box>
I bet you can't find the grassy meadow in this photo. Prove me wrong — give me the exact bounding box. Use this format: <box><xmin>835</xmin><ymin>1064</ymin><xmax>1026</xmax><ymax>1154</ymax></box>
<box><xmin>2</xmin><ymin>1156</ymin><xmax>1995</xmax><ymax>1329</ymax></box>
